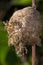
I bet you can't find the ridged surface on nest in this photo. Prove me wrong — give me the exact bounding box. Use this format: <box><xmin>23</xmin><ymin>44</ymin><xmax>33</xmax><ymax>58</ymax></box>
<box><xmin>5</xmin><ymin>7</ymin><xmax>43</xmax><ymax>58</ymax></box>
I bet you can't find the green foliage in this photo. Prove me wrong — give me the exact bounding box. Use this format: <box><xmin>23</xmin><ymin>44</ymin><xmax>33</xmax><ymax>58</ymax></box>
<box><xmin>5</xmin><ymin>47</ymin><xmax>21</xmax><ymax>65</ymax></box>
<box><xmin>0</xmin><ymin>22</ymin><xmax>8</xmax><ymax>65</ymax></box>
<box><xmin>11</xmin><ymin>0</ymin><xmax>39</xmax><ymax>6</ymax></box>
<box><xmin>11</xmin><ymin>0</ymin><xmax>31</xmax><ymax>5</ymax></box>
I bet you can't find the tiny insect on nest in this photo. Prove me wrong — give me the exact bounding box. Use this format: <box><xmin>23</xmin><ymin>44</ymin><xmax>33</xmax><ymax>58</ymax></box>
<box><xmin>5</xmin><ymin>6</ymin><xmax>43</xmax><ymax>61</ymax></box>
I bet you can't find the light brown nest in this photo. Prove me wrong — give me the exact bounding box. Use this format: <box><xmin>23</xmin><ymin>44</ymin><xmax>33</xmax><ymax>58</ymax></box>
<box><xmin>5</xmin><ymin>7</ymin><xmax>43</xmax><ymax>59</ymax></box>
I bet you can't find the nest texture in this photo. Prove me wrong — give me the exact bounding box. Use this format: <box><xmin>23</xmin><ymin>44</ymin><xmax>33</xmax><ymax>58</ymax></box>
<box><xmin>6</xmin><ymin>7</ymin><xmax>43</xmax><ymax>57</ymax></box>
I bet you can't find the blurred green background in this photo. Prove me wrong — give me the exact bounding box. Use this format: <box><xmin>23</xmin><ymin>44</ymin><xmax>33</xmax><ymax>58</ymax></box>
<box><xmin>0</xmin><ymin>0</ymin><xmax>43</xmax><ymax>65</ymax></box>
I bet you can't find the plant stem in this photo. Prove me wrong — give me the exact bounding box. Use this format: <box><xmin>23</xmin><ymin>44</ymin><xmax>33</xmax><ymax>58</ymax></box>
<box><xmin>32</xmin><ymin>44</ymin><xmax>36</xmax><ymax>65</ymax></box>
<box><xmin>32</xmin><ymin>0</ymin><xmax>36</xmax><ymax>9</ymax></box>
